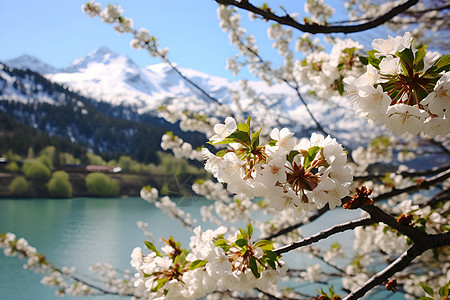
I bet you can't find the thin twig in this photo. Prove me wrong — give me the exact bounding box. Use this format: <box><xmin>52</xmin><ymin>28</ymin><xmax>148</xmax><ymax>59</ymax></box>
<box><xmin>275</xmin><ymin>217</ymin><xmax>373</xmax><ymax>255</ymax></box>
<box><xmin>354</xmin><ymin>162</ymin><xmax>450</xmax><ymax>181</ymax></box>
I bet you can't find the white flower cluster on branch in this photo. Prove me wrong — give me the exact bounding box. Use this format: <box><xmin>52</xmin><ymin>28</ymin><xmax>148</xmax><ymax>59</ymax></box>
<box><xmin>345</xmin><ymin>32</ymin><xmax>450</xmax><ymax>137</ymax></box>
<box><xmin>2</xmin><ymin>2</ymin><xmax>449</xmax><ymax>300</ymax></box>
<box><xmin>130</xmin><ymin>224</ymin><xmax>285</xmax><ymax>299</ymax></box>
<box><xmin>203</xmin><ymin>117</ymin><xmax>353</xmax><ymax>216</ymax></box>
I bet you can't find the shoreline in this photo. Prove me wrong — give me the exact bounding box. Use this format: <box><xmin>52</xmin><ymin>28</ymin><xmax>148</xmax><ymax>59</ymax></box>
<box><xmin>0</xmin><ymin>171</ymin><xmax>202</xmax><ymax>199</ymax></box>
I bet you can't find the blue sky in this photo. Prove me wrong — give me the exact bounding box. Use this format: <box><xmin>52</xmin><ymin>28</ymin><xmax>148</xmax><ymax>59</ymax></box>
<box><xmin>0</xmin><ymin>0</ymin><xmax>377</xmax><ymax>80</ymax></box>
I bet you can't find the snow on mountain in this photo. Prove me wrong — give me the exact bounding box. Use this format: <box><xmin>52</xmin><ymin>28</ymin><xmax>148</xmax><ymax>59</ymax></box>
<box><xmin>2</xmin><ymin>47</ymin><xmax>386</xmax><ymax>146</ymax></box>
<box><xmin>0</xmin><ymin>64</ymin><xmax>57</xmax><ymax>105</ymax></box>
<box><xmin>4</xmin><ymin>54</ymin><xmax>60</xmax><ymax>74</ymax></box>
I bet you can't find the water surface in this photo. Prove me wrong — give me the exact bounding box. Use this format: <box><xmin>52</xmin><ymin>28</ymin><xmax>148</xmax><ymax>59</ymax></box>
<box><xmin>0</xmin><ymin>197</ymin><xmax>405</xmax><ymax>299</ymax></box>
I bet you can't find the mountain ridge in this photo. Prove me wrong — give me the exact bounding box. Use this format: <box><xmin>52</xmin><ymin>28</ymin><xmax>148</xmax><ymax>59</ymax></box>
<box><xmin>2</xmin><ymin>47</ymin><xmax>385</xmax><ymax>147</ymax></box>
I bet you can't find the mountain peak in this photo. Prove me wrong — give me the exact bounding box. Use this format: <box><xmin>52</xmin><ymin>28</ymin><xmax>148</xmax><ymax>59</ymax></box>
<box><xmin>90</xmin><ymin>46</ymin><xmax>114</xmax><ymax>55</ymax></box>
<box><xmin>64</xmin><ymin>46</ymin><xmax>136</xmax><ymax>73</ymax></box>
<box><xmin>4</xmin><ymin>54</ymin><xmax>59</xmax><ymax>74</ymax></box>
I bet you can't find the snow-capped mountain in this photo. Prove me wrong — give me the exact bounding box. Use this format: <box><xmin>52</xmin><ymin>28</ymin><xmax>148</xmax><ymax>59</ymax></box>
<box><xmin>2</xmin><ymin>47</ymin><xmax>384</xmax><ymax>146</ymax></box>
<box><xmin>40</xmin><ymin>47</ymin><xmax>234</xmax><ymax>108</ymax></box>
<box><xmin>0</xmin><ymin>62</ymin><xmax>205</xmax><ymax>158</ymax></box>
<box><xmin>5</xmin><ymin>54</ymin><xmax>60</xmax><ymax>74</ymax></box>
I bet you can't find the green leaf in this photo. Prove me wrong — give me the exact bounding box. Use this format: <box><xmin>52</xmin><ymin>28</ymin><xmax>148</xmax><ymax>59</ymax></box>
<box><xmin>438</xmin><ymin>284</ymin><xmax>449</xmax><ymax>297</ymax></box>
<box><xmin>303</xmin><ymin>146</ymin><xmax>321</xmax><ymax>169</ymax></box>
<box><xmin>144</xmin><ymin>241</ymin><xmax>162</xmax><ymax>257</ymax></box>
<box><xmin>316</xmin><ymin>288</ymin><xmax>327</xmax><ymax>296</ymax></box>
<box><xmin>214</xmin><ymin>238</ymin><xmax>231</xmax><ymax>251</ymax></box>
<box><xmin>255</xmin><ymin>240</ymin><xmax>274</xmax><ymax>251</ymax></box>
<box><xmin>258</xmin><ymin>257</ymin><xmax>267</xmax><ymax>266</ymax></box>
<box><xmin>329</xmin><ymin>285</ymin><xmax>336</xmax><ymax>296</ymax></box>
<box><xmin>264</xmin><ymin>250</ymin><xmax>279</xmax><ymax>262</ymax></box>
<box><xmin>397</xmin><ymin>47</ymin><xmax>414</xmax><ymax>67</ymax></box>
<box><xmin>249</xmin><ymin>257</ymin><xmax>260</xmax><ymax>278</ymax></box>
<box><xmin>174</xmin><ymin>250</ymin><xmax>187</xmax><ymax>265</ymax></box>
<box><xmin>208</xmin><ymin>138</ymin><xmax>237</xmax><ymax>145</ymax></box>
<box><xmin>420</xmin><ymin>283</ymin><xmax>434</xmax><ymax>297</ymax></box>
<box><xmin>417</xmin><ymin>297</ymin><xmax>434</xmax><ymax>300</ymax></box>
<box><xmin>189</xmin><ymin>259</ymin><xmax>208</xmax><ymax>270</ymax></box>
<box><xmin>215</xmin><ymin>150</ymin><xmax>227</xmax><ymax>157</ymax></box>
<box><xmin>414</xmin><ymin>45</ymin><xmax>427</xmax><ymax>71</ymax></box>
<box><xmin>247</xmin><ymin>222</ymin><xmax>253</xmax><ymax>238</ymax></box>
<box><xmin>251</xmin><ymin>127</ymin><xmax>263</xmax><ymax>148</ymax></box>
<box><xmin>235</xmin><ymin>238</ymin><xmax>248</xmax><ymax>248</ymax></box>
<box><xmin>433</xmin><ymin>248</ymin><xmax>439</xmax><ymax>260</ymax></box>
<box><xmin>151</xmin><ymin>277</ymin><xmax>168</xmax><ymax>292</ymax></box>
<box><xmin>359</xmin><ymin>55</ymin><xmax>368</xmax><ymax>65</ymax></box>
<box><xmin>433</xmin><ymin>54</ymin><xmax>450</xmax><ymax>73</ymax></box>
<box><xmin>238</xmin><ymin>122</ymin><xmax>250</xmax><ymax>133</ymax></box>
<box><xmin>228</xmin><ymin>130</ymin><xmax>251</xmax><ymax>146</ymax></box>
<box><xmin>367</xmin><ymin>49</ymin><xmax>379</xmax><ymax>59</ymax></box>
<box><xmin>288</xmin><ymin>150</ymin><xmax>300</xmax><ymax>164</ymax></box>
<box><xmin>367</xmin><ymin>50</ymin><xmax>381</xmax><ymax>68</ymax></box>
<box><xmin>239</xmin><ymin>227</ymin><xmax>248</xmax><ymax>240</ymax></box>
<box><xmin>337</xmin><ymin>77</ymin><xmax>344</xmax><ymax>96</ymax></box>
<box><xmin>268</xmin><ymin>140</ymin><xmax>277</xmax><ymax>146</ymax></box>
<box><xmin>425</xmin><ymin>54</ymin><xmax>450</xmax><ymax>75</ymax></box>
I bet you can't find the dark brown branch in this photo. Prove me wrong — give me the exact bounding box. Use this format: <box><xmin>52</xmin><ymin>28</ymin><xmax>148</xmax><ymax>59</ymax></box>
<box><xmin>360</xmin><ymin>204</ymin><xmax>425</xmax><ymax>243</ymax></box>
<box><xmin>215</xmin><ymin>0</ymin><xmax>419</xmax><ymax>34</ymax></box>
<box><xmin>370</xmin><ymin>167</ymin><xmax>450</xmax><ymax>203</ymax></box>
<box><xmin>263</xmin><ymin>205</ymin><xmax>329</xmax><ymax>240</ymax></box>
<box><xmin>343</xmin><ymin>244</ymin><xmax>422</xmax><ymax>300</ymax></box>
<box><xmin>343</xmin><ymin>232</ymin><xmax>450</xmax><ymax>300</ymax></box>
<box><xmin>311</xmin><ymin>251</ymin><xmax>347</xmax><ymax>274</ymax></box>
<box><xmin>330</xmin><ymin>4</ymin><xmax>450</xmax><ymax>25</ymax></box>
<box><xmin>275</xmin><ymin>217</ymin><xmax>374</xmax><ymax>255</ymax></box>
<box><xmin>265</xmin><ymin>167</ymin><xmax>450</xmax><ymax>240</ymax></box>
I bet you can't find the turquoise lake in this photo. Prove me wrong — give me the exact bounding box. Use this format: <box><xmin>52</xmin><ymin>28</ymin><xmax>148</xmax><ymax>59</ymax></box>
<box><xmin>0</xmin><ymin>197</ymin><xmax>406</xmax><ymax>299</ymax></box>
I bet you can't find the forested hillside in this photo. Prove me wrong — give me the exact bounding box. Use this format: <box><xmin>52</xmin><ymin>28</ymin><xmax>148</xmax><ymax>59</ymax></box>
<box><xmin>0</xmin><ymin>63</ymin><xmax>205</xmax><ymax>164</ymax></box>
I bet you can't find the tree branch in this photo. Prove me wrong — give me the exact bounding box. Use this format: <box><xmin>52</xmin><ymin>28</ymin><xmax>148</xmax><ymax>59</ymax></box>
<box><xmin>214</xmin><ymin>0</ymin><xmax>419</xmax><ymax>34</ymax></box>
<box><xmin>354</xmin><ymin>162</ymin><xmax>450</xmax><ymax>182</ymax></box>
<box><xmin>156</xmin><ymin>51</ymin><xmax>231</xmax><ymax>113</ymax></box>
<box><xmin>226</xmin><ymin>25</ymin><xmax>330</xmax><ymax>136</ymax></box>
<box><xmin>263</xmin><ymin>205</ymin><xmax>329</xmax><ymax>240</ymax></box>
<box><xmin>275</xmin><ymin>217</ymin><xmax>374</xmax><ymax>255</ymax></box>
<box><xmin>329</xmin><ymin>4</ymin><xmax>450</xmax><ymax>25</ymax></box>
<box><xmin>343</xmin><ymin>244</ymin><xmax>423</xmax><ymax>300</ymax></box>
<box><xmin>343</xmin><ymin>232</ymin><xmax>450</xmax><ymax>300</ymax></box>
<box><xmin>265</xmin><ymin>166</ymin><xmax>450</xmax><ymax>240</ymax></box>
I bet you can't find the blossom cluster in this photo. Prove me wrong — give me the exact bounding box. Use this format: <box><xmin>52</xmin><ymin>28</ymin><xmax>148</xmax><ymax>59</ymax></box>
<box><xmin>160</xmin><ymin>132</ymin><xmax>203</xmax><ymax>161</ymax></box>
<box><xmin>192</xmin><ymin>179</ymin><xmax>258</xmax><ymax>223</ymax></box>
<box><xmin>82</xmin><ymin>1</ymin><xmax>167</xmax><ymax>58</ymax></box>
<box><xmin>345</xmin><ymin>32</ymin><xmax>450</xmax><ymax>137</ymax></box>
<box><xmin>345</xmin><ymin>0</ymin><xmax>449</xmax><ymax>43</ymax></box>
<box><xmin>203</xmin><ymin>117</ymin><xmax>352</xmax><ymax>216</ymax></box>
<box><xmin>304</xmin><ymin>0</ymin><xmax>335</xmax><ymax>25</ymax></box>
<box><xmin>140</xmin><ymin>186</ymin><xmax>196</xmax><ymax>228</ymax></box>
<box><xmin>294</xmin><ymin>38</ymin><xmax>365</xmax><ymax>98</ymax></box>
<box><xmin>130</xmin><ymin>224</ymin><xmax>284</xmax><ymax>299</ymax></box>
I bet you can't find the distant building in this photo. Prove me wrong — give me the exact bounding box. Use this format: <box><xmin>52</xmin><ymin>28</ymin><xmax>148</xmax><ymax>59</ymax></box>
<box><xmin>86</xmin><ymin>165</ymin><xmax>122</xmax><ymax>173</ymax></box>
